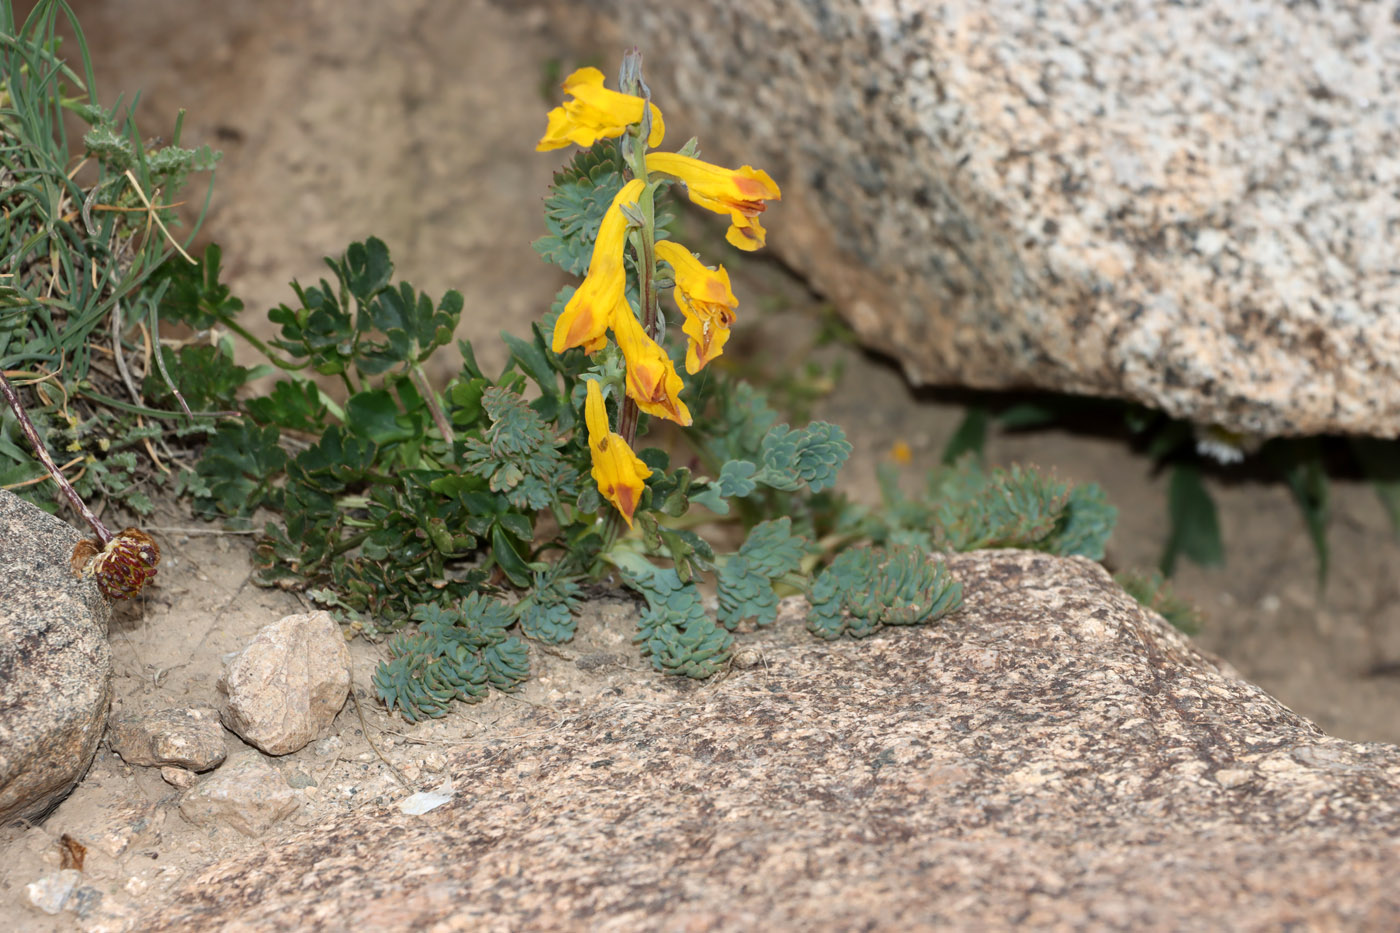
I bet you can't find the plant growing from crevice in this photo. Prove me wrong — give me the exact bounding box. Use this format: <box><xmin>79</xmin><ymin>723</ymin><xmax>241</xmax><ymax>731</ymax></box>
<box><xmin>943</xmin><ymin>393</ymin><xmax>1399</xmax><ymax>597</ymax></box>
<box><xmin>178</xmin><ymin>53</ymin><xmax>1120</xmax><ymax>721</ymax></box>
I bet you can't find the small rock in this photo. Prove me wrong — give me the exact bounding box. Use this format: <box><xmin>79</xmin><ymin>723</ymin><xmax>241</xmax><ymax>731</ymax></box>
<box><xmin>314</xmin><ymin>734</ymin><xmax>344</xmax><ymax>758</ymax></box>
<box><xmin>178</xmin><ymin>751</ymin><xmax>301</xmax><ymax>837</ymax></box>
<box><xmin>284</xmin><ymin>768</ymin><xmax>317</xmax><ymax>789</ymax></box>
<box><xmin>109</xmin><ymin>707</ymin><xmax>227</xmax><ymax>771</ymax></box>
<box><xmin>397</xmin><ymin>778</ymin><xmax>453</xmax><ymax>815</ymax></box>
<box><xmin>160</xmin><ymin>766</ymin><xmax>198</xmax><ymax>789</ymax></box>
<box><xmin>27</xmin><ymin>869</ymin><xmax>82</xmax><ymax>915</ymax></box>
<box><xmin>217</xmin><ymin>610</ymin><xmax>350</xmax><ymax>755</ymax></box>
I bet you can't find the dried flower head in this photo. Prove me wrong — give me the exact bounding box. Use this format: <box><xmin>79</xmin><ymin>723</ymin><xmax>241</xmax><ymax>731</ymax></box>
<box><xmin>71</xmin><ymin>528</ymin><xmax>161</xmax><ymax>600</ymax></box>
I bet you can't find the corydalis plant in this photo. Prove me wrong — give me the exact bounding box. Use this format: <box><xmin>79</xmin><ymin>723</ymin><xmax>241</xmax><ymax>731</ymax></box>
<box><xmin>538</xmin><ymin>54</ymin><xmax>780</xmax><ymax>529</ymax></box>
<box><xmin>190</xmin><ymin>52</ymin><xmax>972</xmax><ymax>723</ymax></box>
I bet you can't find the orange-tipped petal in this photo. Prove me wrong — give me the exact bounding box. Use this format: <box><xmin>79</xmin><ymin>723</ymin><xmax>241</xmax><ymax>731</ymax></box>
<box><xmin>551</xmin><ymin>179</ymin><xmax>646</xmax><ymax>354</ymax></box>
<box><xmin>612</xmin><ymin>305</ymin><xmax>692</xmax><ymax>426</ymax></box>
<box><xmin>584</xmin><ymin>379</ymin><xmax>652</xmax><ymax>526</ymax></box>
<box><xmin>654</xmin><ymin>240</ymin><xmax>738</xmax><ymax>373</ymax></box>
<box><xmin>645</xmin><ymin>153</ymin><xmax>780</xmax><ymax>250</ymax></box>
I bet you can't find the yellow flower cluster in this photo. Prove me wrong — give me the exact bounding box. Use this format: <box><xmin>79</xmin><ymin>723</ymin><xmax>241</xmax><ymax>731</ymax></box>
<box><xmin>538</xmin><ymin>66</ymin><xmax>780</xmax><ymax>525</ymax></box>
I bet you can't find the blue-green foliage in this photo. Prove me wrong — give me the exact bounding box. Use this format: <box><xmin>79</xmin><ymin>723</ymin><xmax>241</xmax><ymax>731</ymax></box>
<box><xmin>863</xmin><ymin>457</ymin><xmax>1115</xmax><ymax>561</ymax></box>
<box><xmin>516</xmin><ymin>570</ymin><xmax>583</xmax><ymax>644</ymax></box>
<box><xmin>690</xmin><ymin>422</ymin><xmax>852</xmax><ymax>514</ymax></box>
<box><xmin>611</xmin><ymin>551</ymin><xmax>733</xmax><ymax>678</ymax></box>
<box><xmin>534</xmin><ymin>145</ymin><xmax>675</xmax><ymax>277</ymax></box>
<box><xmin>807</xmin><ymin>544</ymin><xmax>962</xmax><ymax>640</ymax></box>
<box><xmin>716</xmin><ymin>518</ymin><xmax>806</xmax><ymax>629</ymax></box>
<box><xmin>461</xmin><ymin>387</ymin><xmax>573</xmax><ymax>510</ymax></box>
<box><xmin>371</xmin><ymin>596</ymin><xmax>523</xmax><ymax>722</ymax></box>
<box><xmin>534</xmin><ymin>146</ymin><xmax>629</xmax><ymax>277</ymax></box>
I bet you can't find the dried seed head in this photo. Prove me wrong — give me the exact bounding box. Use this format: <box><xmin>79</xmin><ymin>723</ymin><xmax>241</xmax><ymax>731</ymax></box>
<box><xmin>80</xmin><ymin>528</ymin><xmax>161</xmax><ymax>600</ymax></box>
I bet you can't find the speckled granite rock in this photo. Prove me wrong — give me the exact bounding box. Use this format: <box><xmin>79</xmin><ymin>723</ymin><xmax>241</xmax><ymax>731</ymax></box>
<box><xmin>557</xmin><ymin>1</ymin><xmax>1400</xmax><ymax>437</ymax></box>
<box><xmin>137</xmin><ymin>551</ymin><xmax>1400</xmax><ymax>930</ymax></box>
<box><xmin>0</xmin><ymin>490</ymin><xmax>111</xmax><ymax>825</ymax></box>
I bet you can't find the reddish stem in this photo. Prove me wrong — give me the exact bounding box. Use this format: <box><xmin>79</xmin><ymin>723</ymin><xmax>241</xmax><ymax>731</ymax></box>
<box><xmin>0</xmin><ymin>369</ymin><xmax>113</xmax><ymax>545</ymax></box>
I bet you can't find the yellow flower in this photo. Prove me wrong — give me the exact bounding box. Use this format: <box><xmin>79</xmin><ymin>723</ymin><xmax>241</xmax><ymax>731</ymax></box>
<box><xmin>645</xmin><ymin>152</ymin><xmax>781</xmax><ymax>251</ymax></box>
<box><xmin>612</xmin><ymin>302</ymin><xmax>692</xmax><ymax>426</ymax></box>
<box><xmin>654</xmin><ymin>240</ymin><xmax>737</xmax><ymax>374</ymax></box>
<box><xmin>552</xmin><ymin>179</ymin><xmax>646</xmax><ymax>355</ymax></box>
<box><xmin>585</xmin><ymin>379</ymin><xmax>651</xmax><ymax>527</ymax></box>
<box><xmin>537</xmin><ymin>67</ymin><xmax>666</xmax><ymax>152</ymax></box>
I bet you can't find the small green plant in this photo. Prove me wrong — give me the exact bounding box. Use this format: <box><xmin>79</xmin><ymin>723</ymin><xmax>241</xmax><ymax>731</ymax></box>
<box><xmin>1</xmin><ymin>0</ymin><xmax>221</xmax><ymax>521</ymax></box>
<box><xmin>1114</xmin><ymin>569</ymin><xmax>1202</xmax><ymax>634</ymax></box>
<box><xmin>944</xmin><ymin>394</ymin><xmax>1400</xmax><ymax>592</ymax></box>
<box><xmin>178</xmin><ymin>53</ymin><xmax>1119</xmax><ymax>722</ymax></box>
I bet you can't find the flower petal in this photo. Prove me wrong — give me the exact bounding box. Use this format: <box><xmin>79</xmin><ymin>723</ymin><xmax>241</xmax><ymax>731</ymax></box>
<box><xmin>537</xmin><ymin>67</ymin><xmax>665</xmax><ymax>151</ymax></box>
<box><xmin>585</xmin><ymin>379</ymin><xmax>652</xmax><ymax>526</ymax></box>
<box><xmin>645</xmin><ymin>153</ymin><xmax>780</xmax><ymax>250</ymax></box>
<box><xmin>551</xmin><ymin>179</ymin><xmax>646</xmax><ymax>354</ymax></box>
<box><xmin>654</xmin><ymin>240</ymin><xmax>738</xmax><ymax>373</ymax></box>
<box><xmin>612</xmin><ymin>304</ymin><xmax>693</xmax><ymax>426</ymax></box>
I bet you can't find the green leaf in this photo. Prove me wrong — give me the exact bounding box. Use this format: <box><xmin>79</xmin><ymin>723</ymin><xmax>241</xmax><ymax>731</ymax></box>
<box><xmin>1350</xmin><ymin>438</ymin><xmax>1400</xmax><ymax>539</ymax></box>
<box><xmin>996</xmin><ymin>402</ymin><xmax>1062</xmax><ymax>430</ymax></box>
<box><xmin>516</xmin><ymin>570</ymin><xmax>581</xmax><ymax>644</ymax></box>
<box><xmin>155</xmin><ymin>243</ymin><xmax>244</xmax><ymax>330</ymax></box>
<box><xmin>345</xmin><ymin>389</ymin><xmax>413</xmax><ymax>445</ymax></box>
<box><xmin>942</xmin><ymin>407</ymin><xmax>988</xmax><ymax>464</ymax></box>
<box><xmin>645</xmin><ymin>614</ymin><xmax>732</xmax><ymax>679</ymax></box>
<box><xmin>1045</xmin><ymin>483</ymin><xmax>1117</xmax><ymax>560</ymax></box>
<box><xmin>655</xmin><ymin>525</ymin><xmax>714</xmax><ymax>583</ymax></box>
<box><xmin>756</xmin><ymin>422</ymin><xmax>850</xmax><ymax>493</ymax></box>
<box><xmin>483</xmin><ymin>637</ymin><xmax>531</xmax><ymax>690</ymax></box>
<box><xmin>1160</xmin><ymin>464</ymin><xmax>1223</xmax><ymax>576</ymax></box>
<box><xmin>290</xmin><ymin>424</ymin><xmax>377</xmax><ymax>491</ymax></box>
<box><xmin>807</xmin><ymin>544</ymin><xmax>962</xmax><ymax>640</ymax></box>
<box><xmin>244</xmin><ymin>379</ymin><xmax>329</xmax><ymax>433</ymax></box>
<box><xmin>448</xmin><ymin>377</ymin><xmax>488</xmax><ymax>428</ymax></box>
<box><xmin>692</xmin><ymin>460</ymin><xmax>759</xmax><ymax>513</ymax></box>
<box><xmin>715</xmin><ymin>518</ymin><xmax>806</xmax><ymax>629</ymax></box>
<box><xmin>143</xmin><ymin>344</ymin><xmax>249</xmax><ymax>413</ymax></box>
<box><xmin>491</xmin><ymin>522</ymin><xmax>534</xmax><ymax>588</ymax></box>
<box><xmin>501</xmin><ymin>330</ymin><xmax>558</xmax><ymax>398</ymax></box>
<box><xmin>340</xmin><ymin>236</ymin><xmax>394</xmax><ymax>304</ymax></box>
<box><xmin>933</xmin><ymin>461</ymin><xmax>1068</xmax><ymax>551</ymax></box>
<box><xmin>1265</xmin><ymin>439</ymin><xmax>1330</xmax><ymax>587</ymax></box>
<box><xmin>533</xmin><ymin>145</ymin><xmax>629</xmax><ymax>276</ymax></box>
<box><xmin>193</xmin><ymin>420</ymin><xmax>287</xmax><ymax>518</ymax></box>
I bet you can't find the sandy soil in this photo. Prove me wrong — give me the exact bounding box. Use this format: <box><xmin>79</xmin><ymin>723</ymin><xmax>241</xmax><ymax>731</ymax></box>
<box><xmin>3</xmin><ymin>0</ymin><xmax>1398</xmax><ymax>928</ymax></box>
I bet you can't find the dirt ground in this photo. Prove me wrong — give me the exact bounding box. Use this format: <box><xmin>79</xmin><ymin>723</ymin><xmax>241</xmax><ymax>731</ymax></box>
<box><xmin>3</xmin><ymin>0</ymin><xmax>1399</xmax><ymax>928</ymax></box>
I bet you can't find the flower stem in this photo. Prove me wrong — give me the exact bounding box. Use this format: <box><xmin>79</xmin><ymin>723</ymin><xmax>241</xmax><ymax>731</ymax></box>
<box><xmin>219</xmin><ymin>318</ymin><xmax>307</xmax><ymax>371</ymax></box>
<box><xmin>411</xmin><ymin>362</ymin><xmax>455</xmax><ymax>448</ymax></box>
<box><xmin>600</xmin><ymin>49</ymin><xmax>658</xmax><ymax>556</ymax></box>
<box><xmin>0</xmin><ymin>369</ymin><xmax>113</xmax><ymax>545</ymax></box>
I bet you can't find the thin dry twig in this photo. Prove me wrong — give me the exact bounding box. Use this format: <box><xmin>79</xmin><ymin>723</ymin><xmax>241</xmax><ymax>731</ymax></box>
<box><xmin>348</xmin><ymin>679</ymin><xmax>412</xmax><ymax>792</ymax></box>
